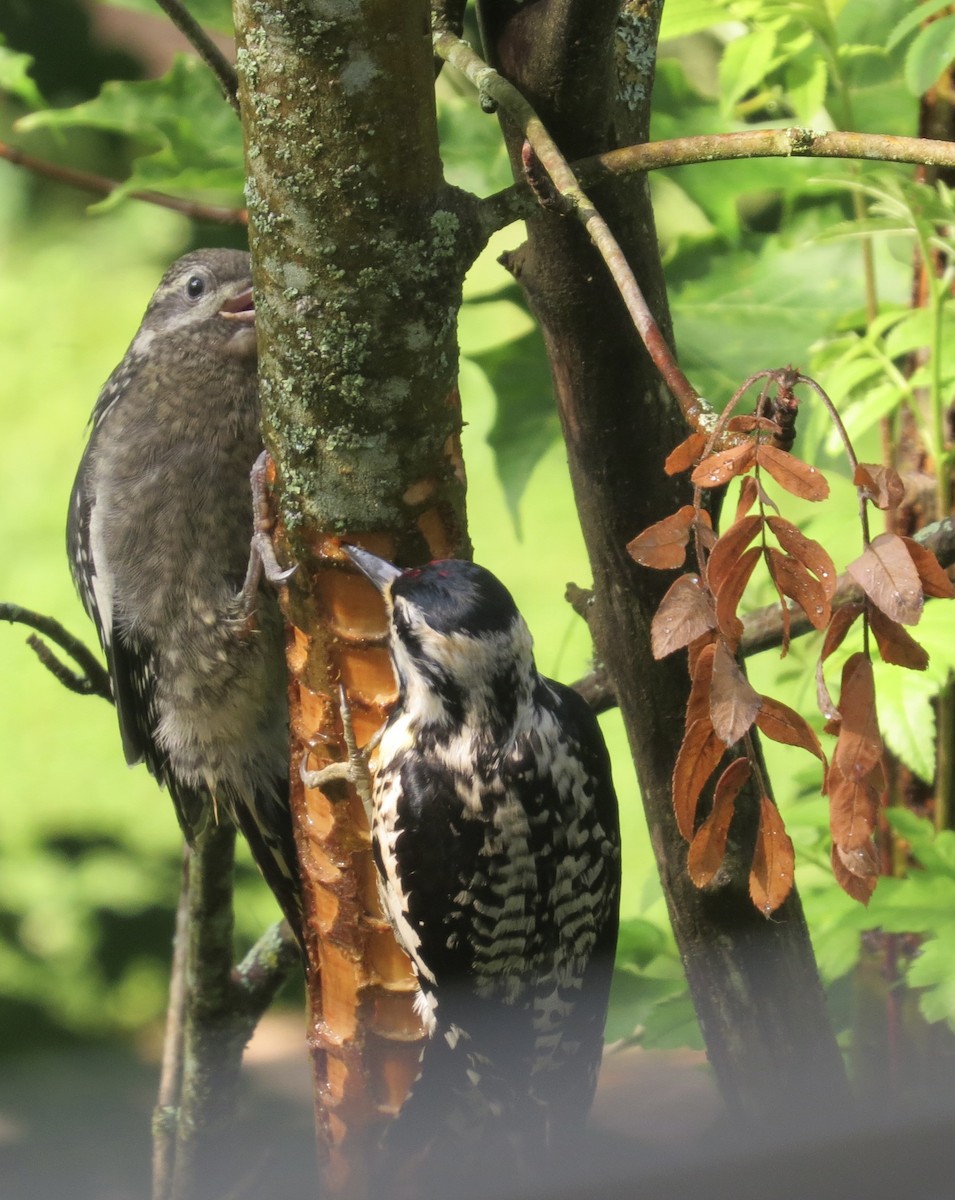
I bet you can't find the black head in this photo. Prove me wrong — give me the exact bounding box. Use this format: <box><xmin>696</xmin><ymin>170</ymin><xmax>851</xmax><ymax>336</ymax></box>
<box><xmin>345</xmin><ymin>547</ymin><xmax>535</xmax><ymax>725</ymax></box>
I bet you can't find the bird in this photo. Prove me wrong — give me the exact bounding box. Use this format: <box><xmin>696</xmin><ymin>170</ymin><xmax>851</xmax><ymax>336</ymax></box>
<box><xmin>340</xmin><ymin>545</ymin><xmax>621</xmax><ymax>1180</ymax></box>
<box><xmin>67</xmin><ymin>248</ymin><xmax>301</xmax><ymax>943</ymax></box>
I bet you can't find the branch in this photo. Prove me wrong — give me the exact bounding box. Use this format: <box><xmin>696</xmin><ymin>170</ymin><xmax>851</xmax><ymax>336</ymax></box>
<box><xmin>481</xmin><ymin>127</ymin><xmax>955</xmax><ymax>228</ymax></box>
<box><xmin>0</xmin><ymin>140</ymin><xmax>247</xmax><ymax>224</ymax></box>
<box><xmin>170</xmin><ymin>823</ymin><xmax>243</xmax><ymax>1200</ymax></box>
<box><xmin>152</xmin><ymin>0</ymin><xmax>240</xmax><ymax>113</ymax></box>
<box><xmin>153</xmin><ymin>848</ymin><xmax>192</xmax><ymax>1200</ymax></box>
<box><xmin>231</xmin><ymin>920</ymin><xmax>301</xmax><ymax>1025</ymax></box>
<box><xmin>432</xmin><ymin>28</ymin><xmax>710</xmax><ymax>431</ymax></box>
<box><xmin>0</xmin><ymin>602</ymin><xmax>111</xmax><ymax>699</ymax></box>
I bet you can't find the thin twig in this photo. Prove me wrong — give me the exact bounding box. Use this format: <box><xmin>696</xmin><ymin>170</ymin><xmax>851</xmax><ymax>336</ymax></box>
<box><xmin>481</xmin><ymin>127</ymin><xmax>955</xmax><ymax>229</ymax></box>
<box><xmin>152</xmin><ymin>0</ymin><xmax>240</xmax><ymax>113</ymax></box>
<box><xmin>152</xmin><ymin>847</ymin><xmax>192</xmax><ymax>1200</ymax></box>
<box><xmin>432</xmin><ymin>29</ymin><xmax>710</xmax><ymax>430</ymax></box>
<box><xmin>0</xmin><ymin>602</ymin><xmax>111</xmax><ymax>699</ymax></box>
<box><xmin>0</xmin><ymin>141</ymin><xmax>247</xmax><ymax>224</ymax></box>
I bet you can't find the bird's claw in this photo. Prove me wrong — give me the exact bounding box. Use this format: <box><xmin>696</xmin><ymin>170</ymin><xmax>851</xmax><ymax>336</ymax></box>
<box><xmin>300</xmin><ymin>685</ymin><xmax>380</xmax><ymax>826</ymax></box>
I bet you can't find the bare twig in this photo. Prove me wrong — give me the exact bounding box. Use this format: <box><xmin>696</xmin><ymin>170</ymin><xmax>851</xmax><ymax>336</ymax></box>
<box><xmin>481</xmin><ymin>127</ymin><xmax>955</xmax><ymax>229</ymax></box>
<box><xmin>170</xmin><ymin>823</ymin><xmax>241</xmax><ymax>1200</ymax></box>
<box><xmin>432</xmin><ymin>28</ymin><xmax>710</xmax><ymax>430</ymax></box>
<box><xmin>0</xmin><ymin>602</ymin><xmax>111</xmax><ymax>699</ymax></box>
<box><xmin>152</xmin><ymin>0</ymin><xmax>240</xmax><ymax>113</ymax></box>
<box><xmin>153</xmin><ymin>848</ymin><xmax>192</xmax><ymax>1200</ymax></box>
<box><xmin>0</xmin><ymin>141</ymin><xmax>247</xmax><ymax>224</ymax></box>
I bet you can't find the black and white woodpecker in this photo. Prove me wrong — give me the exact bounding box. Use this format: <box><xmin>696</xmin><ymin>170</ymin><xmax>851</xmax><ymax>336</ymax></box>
<box><xmin>67</xmin><ymin>249</ymin><xmax>301</xmax><ymax>942</ymax></box>
<box><xmin>333</xmin><ymin>546</ymin><xmax>621</xmax><ymax>1168</ymax></box>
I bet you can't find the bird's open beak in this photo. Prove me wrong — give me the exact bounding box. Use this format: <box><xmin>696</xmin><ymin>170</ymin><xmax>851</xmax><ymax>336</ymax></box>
<box><xmin>344</xmin><ymin>545</ymin><xmax>403</xmax><ymax>593</ymax></box>
<box><xmin>219</xmin><ymin>284</ymin><xmax>255</xmax><ymax>323</ymax></box>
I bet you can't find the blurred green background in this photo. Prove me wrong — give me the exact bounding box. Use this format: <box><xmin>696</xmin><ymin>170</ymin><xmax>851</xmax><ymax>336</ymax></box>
<box><xmin>5</xmin><ymin>0</ymin><xmax>955</xmax><ymax>1196</ymax></box>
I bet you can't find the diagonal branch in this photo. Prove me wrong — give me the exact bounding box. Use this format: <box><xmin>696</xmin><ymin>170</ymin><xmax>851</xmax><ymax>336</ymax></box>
<box><xmin>152</xmin><ymin>0</ymin><xmax>240</xmax><ymax>113</ymax></box>
<box><xmin>432</xmin><ymin>28</ymin><xmax>710</xmax><ymax>431</ymax></box>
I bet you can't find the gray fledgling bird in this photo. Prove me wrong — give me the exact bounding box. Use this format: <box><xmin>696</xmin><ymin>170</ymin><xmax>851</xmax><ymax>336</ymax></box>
<box><xmin>67</xmin><ymin>249</ymin><xmax>301</xmax><ymax>941</ymax></box>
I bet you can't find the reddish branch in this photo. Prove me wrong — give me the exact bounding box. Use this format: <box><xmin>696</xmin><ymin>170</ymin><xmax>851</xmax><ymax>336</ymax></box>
<box><xmin>0</xmin><ymin>140</ymin><xmax>246</xmax><ymax>224</ymax></box>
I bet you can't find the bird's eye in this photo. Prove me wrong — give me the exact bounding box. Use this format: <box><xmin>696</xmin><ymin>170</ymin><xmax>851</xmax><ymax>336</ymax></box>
<box><xmin>185</xmin><ymin>275</ymin><xmax>205</xmax><ymax>300</ymax></box>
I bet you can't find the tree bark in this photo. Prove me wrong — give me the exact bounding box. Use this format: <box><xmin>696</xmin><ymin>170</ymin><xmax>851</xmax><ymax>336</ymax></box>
<box><xmin>476</xmin><ymin>0</ymin><xmax>851</xmax><ymax>1118</ymax></box>
<box><xmin>231</xmin><ymin>1</ymin><xmax>485</xmax><ymax>1192</ymax></box>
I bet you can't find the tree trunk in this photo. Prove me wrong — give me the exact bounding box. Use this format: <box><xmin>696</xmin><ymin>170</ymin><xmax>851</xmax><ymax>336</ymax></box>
<box><xmin>232</xmin><ymin>1</ymin><xmax>484</xmax><ymax>1192</ymax></box>
<box><xmin>476</xmin><ymin>0</ymin><xmax>851</xmax><ymax>1118</ymax></box>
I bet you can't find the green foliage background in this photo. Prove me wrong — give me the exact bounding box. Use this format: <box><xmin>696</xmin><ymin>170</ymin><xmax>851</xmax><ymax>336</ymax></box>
<box><xmin>2</xmin><ymin>0</ymin><xmax>955</xmax><ymax>1078</ymax></box>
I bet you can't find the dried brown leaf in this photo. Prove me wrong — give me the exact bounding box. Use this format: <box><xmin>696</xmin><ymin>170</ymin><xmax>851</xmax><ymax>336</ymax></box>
<box><xmin>690</xmin><ymin>440</ymin><xmax>757</xmax><ymax>489</ymax></box>
<box><xmin>766</xmin><ymin>548</ymin><xmax>831</xmax><ymax>630</ymax></box>
<box><xmin>627</xmin><ymin>505</ymin><xmax>696</xmax><ymax>570</ymax></box>
<box><xmin>854</xmin><ymin>463</ymin><xmax>905</xmax><ymax>510</ymax></box>
<box><xmin>715</xmin><ymin>544</ymin><xmax>762</xmax><ymax>648</ymax></box>
<box><xmin>749</xmin><ymin>796</ymin><xmax>795</xmax><ymax>917</ymax></box>
<box><xmin>846</xmin><ymin>532</ymin><xmax>924</xmax><ymax>626</ymax></box>
<box><xmin>820</xmin><ymin>602</ymin><xmax>865</xmax><ymax>664</ymax></box>
<box><xmin>766</xmin><ymin>516</ymin><xmax>837</xmax><ymax>600</ymax></box>
<box><xmin>833</xmin><ymin>653</ymin><xmax>883</xmax><ymax>781</ymax></box>
<box><xmin>755</xmin><ymin>445</ymin><xmax>830</xmax><ymax>501</ymax></box>
<box><xmin>868</xmin><ymin>605</ymin><xmax>929</xmax><ymax>671</ymax></box>
<box><xmin>710</xmin><ymin>640</ymin><xmax>761</xmax><ymax>747</ymax></box>
<box><xmin>687</xmin><ymin>758</ymin><xmax>751</xmax><ymax>887</ymax></box>
<box><xmin>687</xmin><ymin>634</ymin><xmax>717</xmax><ymax>682</ymax></box>
<box><xmin>665</xmin><ymin>432</ymin><xmax>708</xmax><ymax>476</ymax></box>
<box><xmin>829</xmin><ymin>757</ymin><xmax>881</xmax><ymax>851</ymax></box>
<box><xmin>902</xmin><ymin>536</ymin><xmax>955</xmax><ymax>599</ymax></box>
<box><xmin>686</xmin><ymin>641</ymin><xmax>717</xmax><ymax>730</ymax></box>
<box><xmin>706</xmin><ymin>515</ymin><xmax>763</xmax><ymax>596</ymax></box>
<box><xmin>734</xmin><ymin>476</ymin><xmax>760</xmax><ymax>523</ymax></box>
<box><xmin>672</xmin><ymin>717</ymin><xmax>726</xmax><ymax>841</ymax></box>
<box><xmin>651</xmin><ymin>574</ymin><xmax>716</xmax><ymax>659</ymax></box>
<box><xmin>756</xmin><ymin>696</ymin><xmax>827</xmax><ymax>765</ymax></box>
<box><xmin>831</xmin><ymin>843</ymin><xmax>878</xmax><ymax>905</ymax></box>
<box><xmin>727</xmin><ymin>415</ymin><xmax>783</xmax><ymax>436</ymax></box>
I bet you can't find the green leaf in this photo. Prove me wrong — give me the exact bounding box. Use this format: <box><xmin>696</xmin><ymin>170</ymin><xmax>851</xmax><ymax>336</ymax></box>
<box><xmin>437</xmin><ymin>93</ymin><xmax>514</xmax><ymax>198</ymax></box>
<box><xmin>615</xmin><ymin>917</ymin><xmax>670</xmax><ymax>969</ymax></box>
<box><xmin>904</xmin><ymin>15</ymin><xmax>955</xmax><ymax>97</ymax></box>
<box><xmin>660</xmin><ymin>0</ymin><xmax>728</xmax><ymax>40</ymax></box>
<box><xmin>18</xmin><ymin>56</ymin><xmax>244</xmax><ymax>209</ymax></box>
<box><xmin>886</xmin><ymin>0</ymin><xmax>955</xmax><ymax>52</ymax></box>
<box><xmin>720</xmin><ymin>27</ymin><xmax>780</xmax><ymax>113</ymax></box>
<box><xmin>458</xmin><ymin>299</ymin><xmax>535</xmax><ymax>357</ymax></box>
<box><xmin>783</xmin><ymin>46</ymin><xmax>829</xmax><ymax>122</ymax></box>
<box><xmin>872</xmin><ymin>666</ymin><xmax>937</xmax><ymax>783</ymax></box>
<box><xmin>0</xmin><ymin>43</ymin><xmax>44</xmax><ymax>108</ymax></box>
<box><xmin>466</xmin><ymin>326</ymin><xmax>561</xmax><ymax>529</ymax></box>
<box><xmin>101</xmin><ymin>0</ymin><xmax>235</xmax><ymax>33</ymax></box>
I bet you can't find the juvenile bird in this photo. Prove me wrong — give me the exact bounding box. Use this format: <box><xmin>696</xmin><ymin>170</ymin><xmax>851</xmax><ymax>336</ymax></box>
<box><xmin>67</xmin><ymin>249</ymin><xmax>301</xmax><ymax>941</ymax></box>
<box><xmin>341</xmin><ymin>546</ymin><xmax>621</xmax><ymax>1176</ymax></box>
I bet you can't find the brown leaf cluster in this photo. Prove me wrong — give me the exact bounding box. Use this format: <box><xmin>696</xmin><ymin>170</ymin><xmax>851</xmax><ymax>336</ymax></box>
<box><xmin>629</xmin><ymin>397</ymin><xmax>954</xmax><ymax>915</ymax></box>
